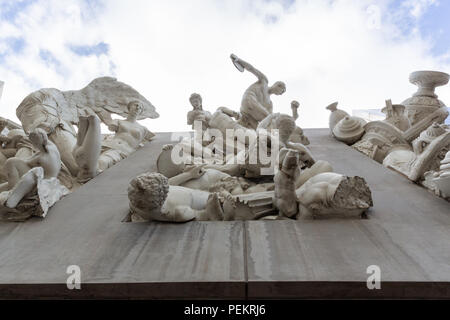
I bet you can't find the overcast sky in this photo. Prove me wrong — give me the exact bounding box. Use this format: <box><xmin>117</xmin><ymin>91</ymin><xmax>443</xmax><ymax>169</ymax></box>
<box><xmin>0</xmin><ymin>0</ymin><xmax>449</xmax><ymax>132</ymax></box>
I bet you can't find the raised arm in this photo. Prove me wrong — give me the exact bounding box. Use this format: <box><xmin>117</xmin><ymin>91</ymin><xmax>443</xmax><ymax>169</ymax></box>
<box><xmin>230</xmin><ymin>54</ymin><xmax>268</xmax><ymax>83</ymax></box>
<box><xmin>94</xmin><ymin>109</ymin><xmax>119</xmax><ymax>132</ymax></box>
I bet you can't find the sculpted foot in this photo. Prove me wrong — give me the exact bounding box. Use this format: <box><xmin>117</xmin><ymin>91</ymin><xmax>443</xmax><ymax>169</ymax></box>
<box><xmin>222</xmin><ymin>193</ymin><xmax>237</xmax><ymax>221</ymax></box>
<box><xmin>204</xmin><ymin>193</ymin><xmax>224</xmax><ymax>221</ymax></box>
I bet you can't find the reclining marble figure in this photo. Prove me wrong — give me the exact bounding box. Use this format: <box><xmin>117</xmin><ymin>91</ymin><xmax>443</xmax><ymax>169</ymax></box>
<box><xmin>127</xmin><ymin>172</ymin><xmax>239</xmax><ymax>222</ymax></box>
<box><xmin>98</xmin><ymin>101</ymin><xmax>155</xmax><ymax>171</ymax></box>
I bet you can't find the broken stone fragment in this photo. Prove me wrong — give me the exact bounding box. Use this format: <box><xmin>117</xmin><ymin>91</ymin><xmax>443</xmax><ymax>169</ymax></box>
<box><xmin>296</xmin><ymin>172</ymin><xmax>373</xmax><ymax>219</ymax></box>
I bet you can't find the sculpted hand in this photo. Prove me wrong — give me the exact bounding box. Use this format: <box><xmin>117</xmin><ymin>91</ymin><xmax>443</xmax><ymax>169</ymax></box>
<box><xmin>108</xmin><ymin>123</ymin><xmax>119</xmax><ymax>132</ymax></box>
<box><xmin>291</xmin><ymin>100</ymin><xmax>300</xmax><ymax>109</ymax></box>
<box><xmin>184</xmin><ymin>164</ymin><xmax>206</xmax><ymax>179</ymax></box>
<box><xmin>162</xmin><ymin>144</ymin><xmax>174</xmax><ymax>151</ymax></box>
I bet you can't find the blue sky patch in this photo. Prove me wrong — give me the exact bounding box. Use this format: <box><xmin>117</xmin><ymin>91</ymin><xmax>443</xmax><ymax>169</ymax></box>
<box><xmin>387</xmin><ymin>0</ymin><xmax>450</xmax><ymax>57</ymax></box>
<box><xmin>69</xmin><ymin>42</ymin><xmax>109</xmax><ymax>56</ymax></box>
<box><xmin>0</xmin><ymin>0</ymin><xmax>36</xmax><ymax>21</ymax></box>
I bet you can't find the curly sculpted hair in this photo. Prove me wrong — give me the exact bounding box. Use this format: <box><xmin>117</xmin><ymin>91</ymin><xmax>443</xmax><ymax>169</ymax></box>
<box><xmin>128</xmin><ymin>172</ymin><xmax>169</xmax><ymax>211</ymax></box>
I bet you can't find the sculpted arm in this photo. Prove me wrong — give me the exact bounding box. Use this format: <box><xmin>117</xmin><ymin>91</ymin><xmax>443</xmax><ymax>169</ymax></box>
<box><xmin>95</xmin><ymin>109</ymin><xmax>119</xmax><ymax>132</ymax></box>
<box><xmin>230</xmin><ymin>54</ymin><xmax>268</xmax><ymax>83</ymax></box>
<box><xmin>168</xmin><ymin>165</ymin><xmax>206</xmax><ymax>186</ymax></box>
<box><xmin>216</xmin><ymin>107</ymin><xmax>240</xmax><ymax>120</ymax></box>
<box><xmin>144</xmin><ymin>127</ymin><xmax>155</xmax><ymax>141</ymax></box>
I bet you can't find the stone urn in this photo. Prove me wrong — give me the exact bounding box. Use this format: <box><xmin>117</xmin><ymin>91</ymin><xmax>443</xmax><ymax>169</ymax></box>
<box><xmin>402</xmin><ymin>71</ymin><xmax>449</xmax><ymax>126</ymax></box>
<box><xmin>332</xmin><ymin>116</ymin><xmax>365</xmax><ymax>145</ymax></box>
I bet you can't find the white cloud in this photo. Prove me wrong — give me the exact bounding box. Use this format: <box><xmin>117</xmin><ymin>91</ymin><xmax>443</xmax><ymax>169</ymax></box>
<box><xmin>0</xmin><ymin>0</ymin><xmax>449</xmax><ymax>132</ymax></box>
<box><xmin>402</xmin><ymin>0</ymin><xmax>438</xmax><ymax>19</ymax></box>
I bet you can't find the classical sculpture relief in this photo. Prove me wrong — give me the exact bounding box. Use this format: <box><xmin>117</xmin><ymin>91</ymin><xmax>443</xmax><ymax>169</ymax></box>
<box><xmin>72</xmin><ymin>114</ymin><xmax>102</xmax><ymax>182</ymax></box>
<box><xmin>347</xmin><ymin>70</ymin><xmax>450</xmax><ymax>201</ymax></box>
<box><xmin>382</xmin><ymin>99</ymin><xmax>410</xmax><ymax>132</ymax></box>
<box><xmin>127</xmin><ymin>172</ymin><xmax>236</xmax><ymax>222</ymax></box>
<box><xmin>0</xmin><ymin>128</ymin><xmax>68</xmax><ymax>221</ymax></box>
<box><xmin>332</xmin><ymin>116</ymin><xmax>366</xmax><ymax>145</ymax></box>
<box><xmin>16</xmin><ymin>77</ymin><xmax>158</xmax><ymax>177</ymax></box>
<box><xmin>0</xmin><ymin>77</ymin><xmax>159</xmax><ymax>221</ymax></box>
<box><xmin>402</xmin><ymin>71</ymin><xmax>449</xmax><ymax>127</ymax></box>
<box><xmin>144</xmin><ymin>54</ymin><xmax>376</xmax><ymax>222</ymax></box>
<box><xmin>274</xmin><ymin>148</ymin><xmax>299</xmax><ymax>218</ymax></box>
<box><xmin>296</xmin><ymin>173</ymin><xmax>373</xmax><ymax>219</ymax></box>
<box><xmin>231</xmin><ymin>54</ymin><xmax>286</xmax><ymax>129</ymax></box>
<box><xmin>326</xmin><ymin>102</ymin><xmax>349</xmax><ymax>134</ymax></box>
<box><xmin>383</xmin><ymin>123</ymin><xmax>450</xmax><ymax>182</ymax></box>
<box><xmin>98</xmin><ymin>101</ymin><xmax>155</xmax><ymax>171</ymax></box>
<box><xmin>428</xmin><ymin>151</ymin><xmax>450</xmax><ymax>199</ymax></box>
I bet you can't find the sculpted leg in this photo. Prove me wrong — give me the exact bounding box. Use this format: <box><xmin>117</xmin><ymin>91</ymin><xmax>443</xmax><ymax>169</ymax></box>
<box><xmin>222</xmin><ymin>193</ymin><xmax>237</xmax><ymax>221</ymax></box>
<box><xmin>98</xmin><ymin>149</ymin><xmax>124</xmax><ymax>171</ymax></box>
<box><xmin>199</xmin><ymin>193</ymin><xmax>224</xmax><ymax>221</ymax></box>
<box><xmin>49</xmin><ymin>129</ymin><xmax>79</xmax><ymax>177</ymax></box>
<box><xmin>276</xmin><ymin>198</ymin><xmax>298</xmax><ymax>218</ymax></box>
<box><xmin>73</xmin><ymin>115</ymin><xmax>102</xmax><ymax>182</ymax></box>
<box><xmin>4</xmin><ymin>157</ymin><xmax>31</xmax><ymax>189</ymax></box>
<box><xmin>4</xmin><ymin>169</ymin><xmax>38</xmax><ymax>208</ymax></box>
<box><xmin>172</xmin><ymin>205</ymin><xmax>199</xmax><ymax>222</ymax></box>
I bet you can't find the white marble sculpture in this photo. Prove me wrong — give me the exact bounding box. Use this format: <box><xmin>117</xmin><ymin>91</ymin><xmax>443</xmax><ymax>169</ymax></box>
<box><xmin>231</xmin><ymin>54</ymin><xmax>286</xmax><ymax>129</ymax></box>
<box><xmin>72</xmin><ymin>114</ymin><xmax>102</xmax><ymax>182</ymax></box>
<box><xmin>142</xmin><ymin>54</ymin><xmax>376</xmax><ymax>222</ymax></box>
<box><xmin>332</xmin><ymin>116</ymin><xmax>366</xmax><ymax>145</ymax></box>
<box><xmin>430</xmin><ymin>151</ymin><xmax>450</xmax><ymax>199</ymax></box>
<box><xmin>4</xmin><ymin>128</ymin><xmax>61</xmax><ymax>190</ymax></box>
<box><xmin>382</xmin><ymin>99</ymin><xmax>410</xmax><ymax>132</ymax></box>
<box><xmin>127</xmin><ymin>172</ymin><xmax>238</xmax><ymax>222</ymax></box>
<box><xmin>403</xmin><ymin>71</ymin><xmax>449</xmax><ymax>127</ymax></box>
<box><xmin>326</xmin><ymin>102</ymin><xmax>349</xmax><ymax>134</ymax></box>
<box><xmin>0</xmin><ymin>128</ymin><xmax>68</xmax><ymax>221</ymax></box>
<box><xmin>296</xmin><ymin>173</ymin><xmax>373</xmax><ymax>219</ymax></box>
<box><xmin>288</xmin><ymin>100</ymin><xmax>310</xmax><ymax>145</ymax></box>
<box><xmin>98</xmin><ymin>101</ymin><xmax>155</xmax><ymax>171</ymax></box>
<box><xmin>186</xmin><ymin>93</ymin><xmax>256</xmax><ymax>147</ymax></box>
<box><xmin>16</xmin><ymin>77</ymin><xmax>158</xmax><ymax>177</ymax></box>
<box><xmin>352</xmin><ymin>70</ymin><xmax>449</xmax><ymax>173</ymax></box>
<box><xmin>383</xmin><ymin>122</ymin><xmax>450</xmax><ymax>182</ymax></box>
<box><xmin>274</xmin><ymin>148</ymin><xmax>299</xmax><ymax>218</ymax></box>
<box><xmin>0</xmin><ymin>118</ymin><xmax>26</xmax><ymax>173</ymax></box>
